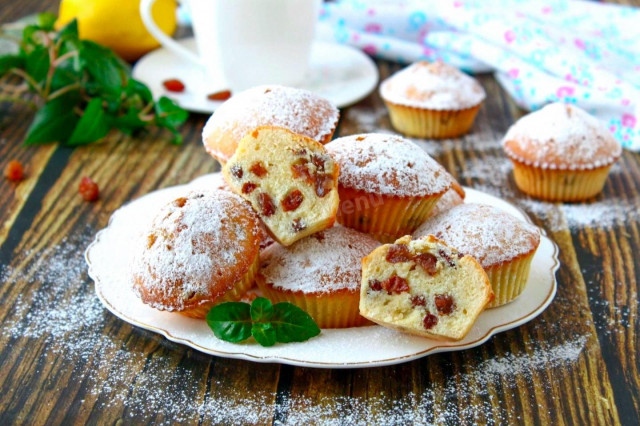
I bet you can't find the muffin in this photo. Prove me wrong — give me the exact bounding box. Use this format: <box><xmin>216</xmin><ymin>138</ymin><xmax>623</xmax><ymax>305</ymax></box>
<box><xmin>502</xmin><ymin>103</ymin><xmax>622</xmax><ymax>201</ymax></box>
<box><xmin>413</xmin><ymin>203</ymin><xmax>540</xmax><ymax>307</ymax></box>
<box><xmin>379</xmin><ymin>61</ymin><xmax>485</xmax><ymax>138</ymax></box>
<box><xmin>257</xmin><ymin>226</ymin><xmax>380</xmax><ymax>328</ymax></box>
<box><xmin>325</xmin><ymin>133</ymin><xmax>453</xmax><ymax>242</ymax></box>
<box><xmin>360</xmin><ymin>235</ymin><xmax>493</xmax><ymax>341</ymax></box>
<box><xmin>202</xmin><ymin>85</ymin><xmax>340</xmax><ymax>164</ymax></box>
<box><xmin>131</xmin><ymin>190</ymin><xmax>262</xmax><ymax>318</ymax></box>
<box><xmin>223</xmin><ymin>126</ymin><xmax>339</xmax><ymax>246</ymax></box>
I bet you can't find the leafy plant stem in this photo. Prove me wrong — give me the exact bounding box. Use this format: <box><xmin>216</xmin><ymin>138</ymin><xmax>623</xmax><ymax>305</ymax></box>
<box><xmin>48</xmin><ymin>82</ymin><xmax>81</xmax><ymax>101</ymax></box>
<box><xmin>8</xmin><ymin>68</ymin><xmax>42</xmax><ymax>96</ymax></box>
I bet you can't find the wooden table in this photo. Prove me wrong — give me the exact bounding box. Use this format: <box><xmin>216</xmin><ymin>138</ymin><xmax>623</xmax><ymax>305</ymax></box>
<box><xmin>2</xmin><ymin>1</ymin><xmax>639</xmax><ymax>424</ymax></box>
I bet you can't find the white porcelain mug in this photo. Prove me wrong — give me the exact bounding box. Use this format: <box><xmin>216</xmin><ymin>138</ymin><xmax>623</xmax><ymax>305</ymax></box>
<box><xmin>140</xmin><ymin>0</ymin><xmax>321</xmax><ymax>92</ymax></box>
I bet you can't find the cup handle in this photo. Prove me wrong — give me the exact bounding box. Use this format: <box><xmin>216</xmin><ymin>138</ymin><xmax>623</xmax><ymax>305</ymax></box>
<box><xmin>139</xmin><ymin>0</ymin><xmax>202</xmax><ymax>65</ymax></box>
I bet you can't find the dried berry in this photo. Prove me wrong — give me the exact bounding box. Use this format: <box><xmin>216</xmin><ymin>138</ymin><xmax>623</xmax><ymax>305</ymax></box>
<box><xmin>415</xmin><ymin>252</ymin><xmax>438</xmax><ymax>275</ymax></box>
<box><xmin>381</xmin><ymin>275</ymin><xmax>410</xmax><ymax>295</ymax></box>
<box><xmin>281</xmin><ymin>190</ymin><xmax>304</xmax><ymax>212</ymax></box>
<box><xmin>439</xmin><ymin>249</ymin><xmax>456</xmax><ymax>268</ymax></box>
<box><xmin>258</xmin><ymin>193</ymin><xmax>276</xmax><ymax>217</ymax></box>
<box><xmin>230</xmin><ymin>165</ymin><xmax>243</xmax><ymax>179</ymax></box>
<box><xmin>250</xmin><ymin>162</ymin><xmax>268</xmax><ymax>177</ymax></box>
<box><xmin>163</xmin><ymin>79</ymin><xmax>185</xmax><ymax>92</ymax></box>
<box><xmin>311</xmin><ymin>154</ymin><xmax>326</xmax><ymax>171</ymax></box>
<box><xmin>174</xmin><ymin>197</ymin><xmax>187</xmax><ymax>207</ymax></box>
<box><xmin>4</xmin><ymin>160</ymin><xmax>24</xmax><ymax>181</ymax></box>
<box><xmin>291</xmin><ymin>162</ymin><xmax>312</xmax><ymax>182</ymax></box>
<box><xmin>292</xmin><ymin>218</ymin><xmax>307</xmax><ymax>232</ymax></box>
<box><xmin>423</xmin><ymin>313</ymin><xmax>438</xmax><ymax>330</ymax></box>
<box><xmin>79</xmin><ymin>176</ymin><xmax>99</xmax><ymax>202</ymax></box>
<box><xmin>386</xmin><ymin>244</ymin><xmax>412</xmax><ymax>263</ymax></box>
<box><xmin>369</xmin><ymin>280</ymin><xmax>382</xmax><ymax>292</ymax></box>
<box><xmin>207</xmin><ymin>90</ymin><xmax>232</xmax><ymax>101</ymax></box>
<box><xmin>242</xmin><ymin>182</ymin><xmax>258</xmax><ymax>194</ymax></box>
<box><xmin>314</xmin><ymin>173</ymin><xmax>333</xmax><ymax>197</ymax></box>
<box><xmin>411</xmin><ymin>295</ymin><xmax>426</xmax><ymax>307</ymax></box>
<box><xmin>435</xmin><ymin>294</ymin><xmax>456</xmax><ymax>315</ymax></box>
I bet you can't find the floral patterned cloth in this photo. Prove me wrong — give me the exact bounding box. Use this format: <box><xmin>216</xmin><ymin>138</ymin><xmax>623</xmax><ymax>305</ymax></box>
<box><xmin>320</xmin><ymin>0</ymin><xmax>640</xmax><ymax>150</ymax></box>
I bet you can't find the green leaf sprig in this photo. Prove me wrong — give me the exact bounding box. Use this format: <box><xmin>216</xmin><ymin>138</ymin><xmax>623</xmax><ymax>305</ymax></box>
<box><xmin>0</xmin><ymin>13</ymin><xmax>188</xmax><ymax>145</ymax></box>
<box><xmin>206</xmin><ymin>297</ymin><xmax>321</xmax><ymax>347</ymax></box>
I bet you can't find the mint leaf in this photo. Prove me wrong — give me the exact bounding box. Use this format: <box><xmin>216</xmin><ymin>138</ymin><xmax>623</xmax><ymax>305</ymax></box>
<box><xmin>54</xmin><ymin>19</ymin><xmax>78</xmax><ymax>43</ymax></box>
<box><xmin>0</xmin><ymin>54</ymin><xmax>24</xmax><ymax>75</ymax></box>
<box><xmin>271</xmin><ymin>303</ymin><xmax>321</xmax><ymax>343</ymax></box>
<box><xmin>24</xmin><ymin>93</ymin><xmax>79</xmax><ymax>145</ymax></box>
<box><xmin>206</xmin><ymin>302</ymin><xmax>252</xmax><ymax>343</ymax></box>
<box><xmin>155</xmin><ymin>96</ymin><xmax>189</xmax><ymax>128</ymax></box>
<box><xmin>68</xmin><ymin>98</ymin><xmax>109</xmax><ymax>145</ymax></box>
<box><xmin>251</xmin><ymin>323</ymin><xmax>277</xmax><ymax>347</ymax></box>
<box><xmin>250</xmin><ymin>297</ymin><xmax>274</xmax><ymax>322</ymax></box>
<box><xmin>80</xmin><ymin>41</ymin><xmax>126</xmax><ymax>94</ymax></box>
<box><xmin>25</xmin><ymin>46</ymin><xmax>49</xmax><ymax>83</ymax></box>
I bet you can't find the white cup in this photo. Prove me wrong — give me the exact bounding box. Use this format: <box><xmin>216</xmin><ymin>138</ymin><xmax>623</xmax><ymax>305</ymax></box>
<box><xmin>140</xmin><ymin>0</ymin><xmax>321</xmax><ymax>93</ymax></box>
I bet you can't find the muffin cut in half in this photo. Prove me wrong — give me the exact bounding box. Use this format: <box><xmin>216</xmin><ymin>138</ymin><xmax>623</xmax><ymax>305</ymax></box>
<box><xmin>360</xmin><ymin>235</ymin><xmax>493</xmax><ymax>341</ymax></box>
<box><xmin>223</xmin><ymin>126</ymin><xmax>339</xmax><ymax>246</ymax></box>
<box><xmin>414</xmin><ymin>203</ymin><xmax>540</xmax><ymax>307</ymax></box>
<box><xmin>130</xmin><ymin>190</ymin><xmax>262</xmax><ymax>318</ymax></box>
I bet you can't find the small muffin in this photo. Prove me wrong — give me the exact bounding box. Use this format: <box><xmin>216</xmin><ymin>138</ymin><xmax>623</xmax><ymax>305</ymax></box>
<box><xmin>326</xmin><ymin>133</ymin><xmax>453</xmax><ymax>242</ymax></box>
<box><xmin>502</xmin><ymin>103</ymin><xmax>622</xmax><ymax>201</ymax></box>
<box><xmin>202</xmin><ymin>85</ymin><xmax>340</xmax><ymax>164</ymax></box>
<box><xmin>131</xmin><ymin>190</ymin><xmax>262</xmax><ymax>318</ymax></box>
<box><xmin>379</xmin><ymin>61</ymin><xmax>485</xmax><ymax>138</ymax></box>
<box><xmin>257</xmin><ymin>226</ymin><xmax>380</xmax><ymax>328</ymax></box>
<box><xmin>360</xmin><ymin>235</ymin><xmax>493</xmax><ymax>341</ymax></box>
<box><xmin>414</xmin><ymin>204</ymin><xmax>540</xmax><ymax>307</ymax></box>
<box><xmin>223</xmin><ymin>126</ymin><xmax>339</xmax><ymax>246</ymax></box>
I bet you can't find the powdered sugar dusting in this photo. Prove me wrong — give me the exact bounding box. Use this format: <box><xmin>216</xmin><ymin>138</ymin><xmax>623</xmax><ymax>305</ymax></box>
<box><xmin>502</xmin><ymin>103</ymin><xmax>622</xmax><ymax>170</ymax></box>
<box><xmin>202</xmin><ymin>85</ymin><xmax>339</xmax><ymax>145</ymax></box>
<box><xmin>130</xmin><ymin>190</ymin><xmax>259</xmax><ymax>311</ymax></box>
<box><xmin>414</xmin><ymin>203</ymin><xmax>540</xmax><ymax>268</ymax></box>
<box><xmin>260</xmin><ymin>226</ymin><xmax>380</xmax><ymax>293</ymax></box>
<box><xmin>326</xmin><ymin>133</ymin><xmax>453</xmax><ymax>196</ymax></box>
<box><xmin>380</xmin><ymin>61</ymin><xmax>485</xmax><ymax>110</ymax></box>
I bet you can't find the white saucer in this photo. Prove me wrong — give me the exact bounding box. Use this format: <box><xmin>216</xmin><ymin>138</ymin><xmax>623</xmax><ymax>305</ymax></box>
<box><xmin>132</xmin><ymin>39</ymin><xmax>379</xmax><ymax>113</ymax></box>
<box><xmin>86</xmin><ymin>174</ymin><xmax>559</xmax><ymax>369</ymax></box>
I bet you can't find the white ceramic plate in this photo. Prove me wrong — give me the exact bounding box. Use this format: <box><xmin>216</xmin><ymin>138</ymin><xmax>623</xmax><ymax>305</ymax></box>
<box><xmin>132</xmin><ymin>39</ymin><xmax>379</xmax><ymax>113</ymax></box>
<box><xmin>86</xmin><ymin>174</ymin><xmax>559</xmax><ymax>368</ymax></box>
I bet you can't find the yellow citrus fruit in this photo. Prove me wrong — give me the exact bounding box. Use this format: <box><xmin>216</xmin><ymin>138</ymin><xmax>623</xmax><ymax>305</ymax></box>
<box><xmin>56</xmin><ymin>0</ymin><xmax>177</xmax><ymax>62</ymax></box>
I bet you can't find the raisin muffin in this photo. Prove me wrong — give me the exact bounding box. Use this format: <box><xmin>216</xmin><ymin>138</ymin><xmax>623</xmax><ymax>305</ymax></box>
<box><xmin>131</xmin><ymin>190</ymin><xmax>262</xmax><ymax>318</ymax></box>
<box><xmin>380</xmin><ymin>61</ymin><xmax>485</xmax><ymax>138</ymax></box>
<box><xmin>360</xmin><ymin>235</ymin><xmax>493</xmax><ymax>341</ymax></box>
<box><xmin>202</xmin><ymin>85</ymin><xmax>339</xmax><ymax>164</ymax></box>
<box><xmin>223</xmin><ymin>126</ymin><xmax>339</xmax><ymax>246</ymax></box>
<box><xmin>502</xmin><ymin>102</ymin><xmax>622</xmax><ymax>201</ymax></box>
<box><xmin>414</xmin><ymin>203</ymin><xmax>540</xmax><ymax>307</ymax></box>
<box><xmin>325</xmin><ymin>133</ymin><xmax>452</xmax><ymax>242</ymax></box>
<box><xmin>257</xmin><ymin>226</ymin><xmax>380</xmax><ymax>328</ymax></box>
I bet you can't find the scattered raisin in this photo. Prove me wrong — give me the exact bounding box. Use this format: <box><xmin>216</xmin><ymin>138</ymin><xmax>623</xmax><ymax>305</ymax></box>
<box><xmin>291</xmin><ymin>162</ymin><xmax>313</xmax><ymax>183</ymax></box>
<box><xmin>162</xmin><ymin>79</ymin><xmax>185</xmax><ymax>92</ymax></box>
<box><xmin>4</xmin><ymin>160</ymin><xmax>24</xmax><ymax>181</ymax></box>
<box><xmin>423</xmin><ymin>313</ymin><xmax>438</xmax><ymax>330</ymax></box>
<box><xmin>230</xmin><ymin>165</ymin><xmax>243</xmax><ymax>179</ymax></box>
<box><xmin>439</xmin><ymin>249</ymin><xmax>456</xmax><ymax>267</ymax></box>
<box><xmin>386</xmin><ymin>244</ymin><xmax>412</xmax><ymax>263</ymax></box>
<box><xmin>282</xmin><ymin>190</ymin><xmax>304</xmax><ymax>211</ymax></box>
<box><xmin>381</xmin><ymin>275</ymin><xmax>410</xmax><ymax>295</ymax></box>
<box><xmin>415</xmin><ymin>252</ymin><xmax>438</xmax><ymax>275</ymax></box>
<box><xmin>411</xmin><ymin>295</ymin><xmax>426</xmax><ymax>307</ymax></box>
<box><xmin>242</xmin><ymin>182</ymin><xmax>258</xmax><ymax>194</ymax></box>
<box><xmin>79</xmin><ymin>176</ymin><xmax>99</xmax><ymax>202</ymax></box>
<box><xmin>258</xmin><ymin>193</ymin><xmax>276</xmax><ymax>217</ymax></box>
<box><xmin>435</xmin><ymin>294</ymin><xmax>456</xmax><ymax>315</ymax></box>
<box><xmin>174</xmin><ymin>197</ymin><xmax>187</xmax><ymax>207</ymax></box>
<box><xmin>369</xmin><ymin>280</ymin><xmax>382</xmax><ymax>291</ymax></box>
<box><xmin>311</xmin><ymin>154</ymin><xmax>326</xmax><ymax>171</ymax></box>
<box><xmin>207</xmin><ymin>89</ymin><xmax>231</xmax><ymax>101</ymax></box>
<box><xmin>292</xmin><ymin>218</ymin><xmax>307</xmax><ymax>232</ymax></box>
<box><xmin>314</xmin><ymin>173</ymin><xmax>333</xmax><ymax>197</ymax></box>
<box><xmin>250</xmin><ymin>162</ymin><xmax>268</xmax><ymax>177</ymax></box>
<box><xmin>457</xmin><ymin>252</ymin><xmax>465</xmax><ymax>259</ymax></box>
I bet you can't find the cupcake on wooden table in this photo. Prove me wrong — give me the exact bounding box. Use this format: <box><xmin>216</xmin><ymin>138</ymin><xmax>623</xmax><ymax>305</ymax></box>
<box><xmin>130</xmin><ymin>190</ymin><xmax>262</xmax><ymax>319</ymax></box>
<box><xmin>502</xmin><ymin>103</ymin><xmax>622</xmax><ymax>201</ymax></box>
<box><xmin>257</xmin><ymin>226</ymin><xmax>380</xmax><ymax>328</ymax></box>
<box><xmin>414</xmin><ymin>204</ymin><xmax>540</xmax><ymax>308</ymax></box>
<box><xmin>202</xmin><ymin>85</ymin><xmax>339</xmax><ymax>165</ymax></box>
<box><xmin>326</xmin><ymin>133</ymin><xmax>453</xmax><ymax>242</ymax></box>
<box><xmin>380</xmin><ymin>61</ymin><xmax>485</xmax><ymax>139</ymax></box>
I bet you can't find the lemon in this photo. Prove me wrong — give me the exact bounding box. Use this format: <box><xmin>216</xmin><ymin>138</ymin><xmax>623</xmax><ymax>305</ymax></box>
<box><xmin>56</xmin><ymin>0</ymin><xmax>177</xmax><ymax>62</ymax></box>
